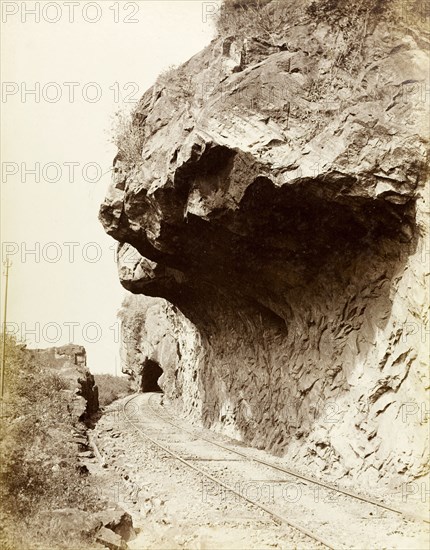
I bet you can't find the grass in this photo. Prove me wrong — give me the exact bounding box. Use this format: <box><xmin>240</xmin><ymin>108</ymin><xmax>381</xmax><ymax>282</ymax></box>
<box><xmin>94</xmin><ymin>373</ymin><xmax>134</xmax><ymax>407</ymax></box>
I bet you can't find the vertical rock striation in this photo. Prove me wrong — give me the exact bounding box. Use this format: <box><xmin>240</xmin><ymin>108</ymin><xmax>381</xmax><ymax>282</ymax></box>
<box><xmin>100</xmin><ymin>0</ymin><xmax>429</xmax><ymax>489</ymax></box>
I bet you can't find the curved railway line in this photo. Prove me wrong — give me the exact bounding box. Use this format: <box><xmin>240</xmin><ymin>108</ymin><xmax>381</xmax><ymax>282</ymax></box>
<box><xmin>146</xmin><ymin>394</ymin><xmax>428</xmax><ymax>524</ymax></box>
<box><xmin>122</xmin><ymin>393</ymin><xmax>429</xmax><ymax>550</ymax></box>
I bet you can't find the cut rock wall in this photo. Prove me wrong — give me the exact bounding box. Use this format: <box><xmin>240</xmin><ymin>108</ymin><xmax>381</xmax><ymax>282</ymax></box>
<box><xmin>101</xmin><ymin>0</ymin><xmax>429</xmax><ymax>490</ymax></box>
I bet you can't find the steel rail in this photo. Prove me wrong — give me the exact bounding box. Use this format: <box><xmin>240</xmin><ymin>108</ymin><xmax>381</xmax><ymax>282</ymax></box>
<box><xmin>122</xmin><ymin>393</ymin><xmax>336</xmax><ymax>550</ymax></box>
<box><xmin>147</xmin><ymin>393</ymin><xmax>429</xmax><ymax>525</ymax></box>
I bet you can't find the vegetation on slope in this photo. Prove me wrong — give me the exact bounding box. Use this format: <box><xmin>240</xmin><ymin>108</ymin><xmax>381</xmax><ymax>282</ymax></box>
<box><xmin>216</xmin><ymin>0</ymin><xmax>427</xmax><ymax>44</ymax></box>
<box><xmin>0</xmin><ymin>335</ymin><xmax>103</xmax><ymax>550</ymax></box>
<box><xmin>110</xmin><ymin>107</ymin><xmax>144</xmax><ymax>165</ymax></box>
<box><xmin>94</xmin><ymin>373</ymin><xmax>134</xmax><ymax>407</ymax></box>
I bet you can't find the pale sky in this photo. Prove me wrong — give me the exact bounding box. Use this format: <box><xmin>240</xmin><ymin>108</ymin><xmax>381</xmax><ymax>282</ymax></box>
<box><xmin>1</xmin><ymin>0</ymin><xmax>216</xmax><ymax>373</ymax></box>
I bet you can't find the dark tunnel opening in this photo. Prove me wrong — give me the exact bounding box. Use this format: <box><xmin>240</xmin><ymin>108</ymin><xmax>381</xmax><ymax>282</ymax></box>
<box><xmin>140</xmin><ymin>359</ymin><xmax>163</xmax><ymax>392</ymax></box>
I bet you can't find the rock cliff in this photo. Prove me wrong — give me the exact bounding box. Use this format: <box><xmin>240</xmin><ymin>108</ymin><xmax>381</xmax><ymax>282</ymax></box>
<box><xmin>30</xmin><ymin>344</ymin><xmax>99</xmax><ymax>420</ymax></box>
<box><xmin>100</xmin><ymin>0</ymin><xmax>429</xmax><ymax>490</ymax></box>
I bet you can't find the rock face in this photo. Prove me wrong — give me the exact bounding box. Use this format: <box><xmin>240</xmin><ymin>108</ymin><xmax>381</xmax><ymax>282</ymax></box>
<box><xmin>100</xmin><ymin>0</ymin><xmax>429</xmax><ymax>489</ymax></box>
<box><xmin>30</xmin><ymin>345</ymin><xmax>99</xmax><ymax>420</ymax></box>
<box><xmin>120</xmin><ymin>294</ymin><xmax>204</xmax><ymax>422</ymax></box>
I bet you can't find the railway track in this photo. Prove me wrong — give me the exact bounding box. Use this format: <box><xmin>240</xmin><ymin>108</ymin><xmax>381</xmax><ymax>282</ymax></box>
<box><xmin>122</xmin><ymin>393</ymin><xmax>428</xmax><ymax>550</ymax></box>
<box><xmin>146</xmin><ymin>393</ymin><xmax>428</xmax><ymax>525</ymax></box>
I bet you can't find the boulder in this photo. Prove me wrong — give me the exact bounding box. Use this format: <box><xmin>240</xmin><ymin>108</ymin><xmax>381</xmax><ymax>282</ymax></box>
<box><xmin>96</xmin><ymin>526</ymin><xmax>127</xmax><ymax>550</ymax></box>
<box><xmin>93</xmin><ymin>508</ymin><xmax>136</xmax><ymax>542</ymax></box>
<box><xmin>40</xmin><ymin>508</ymin><xmax>102</xmax><ymax>539</ymax></box>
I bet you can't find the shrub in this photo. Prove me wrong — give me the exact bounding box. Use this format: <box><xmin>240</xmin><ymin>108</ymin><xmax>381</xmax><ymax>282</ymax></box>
<box><xmin>110</xmin><ymin>106</ymin><xmax>144</xmax><ymax>166</ymax></box>
<box><xmin>94</xmin><ymin>373</ymin><xmax>133</xmax><ymax>407</ymax></box>
<box><xmin>306</xmin><ymin>0</ymin><xmax>391</xmax><ymax>19</ymax></box>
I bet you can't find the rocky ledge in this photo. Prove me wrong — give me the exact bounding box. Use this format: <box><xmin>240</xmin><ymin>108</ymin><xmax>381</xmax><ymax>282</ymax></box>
<box><xmin>29</xmin><ymin>344</ymin><xmax>99</xmax><ymax>421</ymax></box>
<box><xmin>100</xmin><ymin>0</ymin><xmax>429</xmax><ymax>490</ymax></box>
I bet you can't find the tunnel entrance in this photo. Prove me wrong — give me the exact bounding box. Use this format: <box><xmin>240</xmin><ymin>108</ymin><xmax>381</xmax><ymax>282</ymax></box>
<box><xmin>140</xmin><ymin>359</ymin><xmax>163</xmax><ymax>392</ymax></box>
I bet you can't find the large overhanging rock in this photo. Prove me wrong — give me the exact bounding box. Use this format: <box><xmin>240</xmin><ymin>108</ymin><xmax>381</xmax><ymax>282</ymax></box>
<box><xmin>100</xmin><ymin>0</ymin><xmax>429</xmax><ymax>490</ymax></box>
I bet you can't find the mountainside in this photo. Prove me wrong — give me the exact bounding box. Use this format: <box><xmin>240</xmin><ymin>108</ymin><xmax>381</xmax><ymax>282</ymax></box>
<box><xmin>100</xmin><ymin>0</ymin><xmax>429</xmax><ymax>490</ymax></box>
